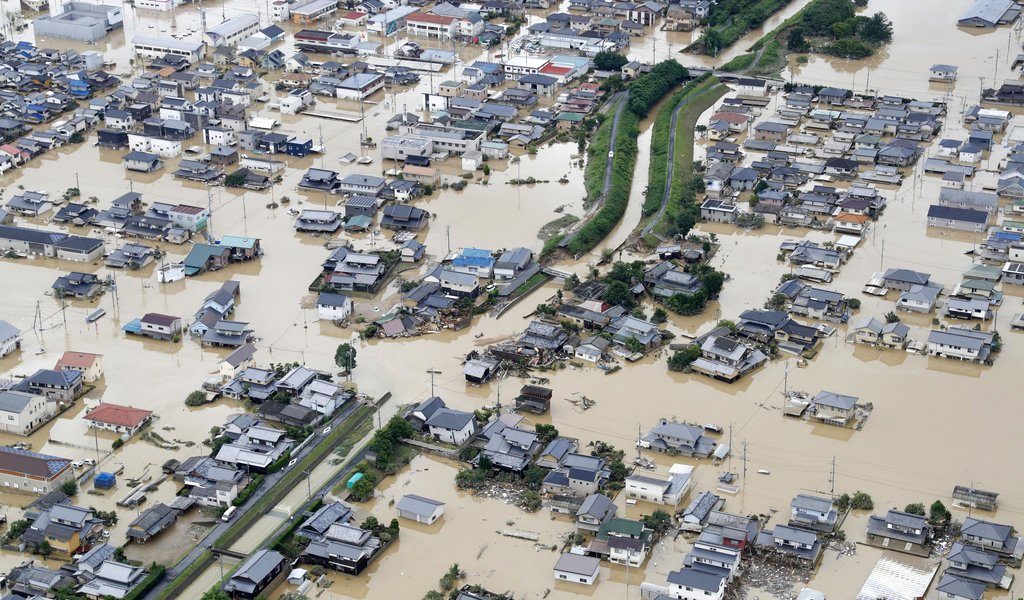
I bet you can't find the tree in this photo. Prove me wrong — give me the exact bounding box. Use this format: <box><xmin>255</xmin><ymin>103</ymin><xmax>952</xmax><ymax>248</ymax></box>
<box><xmin>904</xmin><ymin>503</ymin><xmax>926</xmax><ymax>516</ymax></box>
<box><xmin>701</xmin><ymin>270</ymin><xmax>725</xmax><ymax>299</ymax></box>
<box><xmin>859</xmin><ymin>12</ymin><xmax>893</xmax><ymax>43</ymax></box>
<box><xmin>884</xmin><ymin>311</ymin><xmax>901</xmax><ymax>323</ymax></box>
<box><xmin>701</xmin><ymin>28</ymin><xmax>724</xmax><ymax>56</ymax></box>
<box><xmin>593</xmin><ymin>51</ymin><xmax>628</xmax><ymax>71</ymax></box>
<box><xmin>765</xmin><ymin>293</ymin><xmax>788</xmax><ymax>311</ymax></box>
<box><xmin>535</xmin><ymin>423</ymin><xmax>559</xmax><ymax>443</ymax></box>
<box><xmin>929</xmin><ymin>500</ymin><xmax>951</xmax><ymax>523</ymax></box>
<box><xmin>651</xmin><ymin>308</ymin><xmax>667</xmax><ymax>324</ymax></box>
<box><xmin>350</xmin><ymin>475</ymin><xmax>376</xmax><ymax>501</ymax></box>
<box><xmin>334</xmin><ymin>343</ymin><xmax>357</xmax><ymax>371</ymax></box>
<box><xmin>625</xmin><ymin>337</ymin><xmax>645</xmax><ymax>354</ymax></box>
<box><xmin>668</xmin><ymin>345</ymin><xmax>701</xmax><ymax>371</ymax></box>
<box><xmin>564</xmin><ymin>273</ymin><xmax>580</xmax><ymax>291</ymax></box>
<box><xmin>201</xmin><ymin>590</ymin><xmax>232</xmax><ymax>600</ymax></box>
<box><xmin>787</xmin><ymin>27</ymin><xmax>810</xmax><ymax>52</ymax></box>
<box><xmin>423</xmin><ymin>592</ymin><xmax>444</xmax><ymax>600</ymax></box>
<box><xmin>361</xmin><ymin>515</ymin><xmax>380</xmax><ymax>531</ymax></box>
<box><xmin>642</xmin><ymin>509</ymin><xmax>674</xmax><ymax>536</ymax></box>
<box><xmin>224</xmin><ymin>170</ymin><xmax>247</xmax><ymax>187</ymax></box>
<box><xmin>61</xmin><ymin>480</ymin><xmax>78</xmax><ymax>496</ymax></box>
<box><xmin>603</xmin><ymin>280</ymin><xmax>635</xmax><ymax>308</ymax></box>
<box><xmin>477</xmin><ymin>455</ymin><xmax>493</xmax><ymax>472</ymax></box>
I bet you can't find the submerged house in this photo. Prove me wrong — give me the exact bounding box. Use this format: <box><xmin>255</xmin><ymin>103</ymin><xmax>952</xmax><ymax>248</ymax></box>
<box><xmin>639</xmin><ymin>419</ymin><xmax>715</xmax><ymax>457</ymax></box>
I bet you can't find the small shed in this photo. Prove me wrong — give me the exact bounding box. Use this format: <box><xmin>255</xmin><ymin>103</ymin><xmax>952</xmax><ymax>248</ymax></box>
<box><xmin>346</xmin><ymin>472</ymin><xmax>364</xmax><ymax>489</ymax></box>
<box><xmin>396</xmin><ymin>494</ymin><xmax>445</xmax><ymax>524</ymax></box>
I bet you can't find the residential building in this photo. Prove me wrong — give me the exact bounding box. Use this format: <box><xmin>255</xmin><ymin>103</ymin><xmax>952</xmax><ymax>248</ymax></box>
<box><xmin>0</xmin><ymin>320</ymin><xmax>22</xmax><ymax>357</ymax></box>
<box><xmin>790</xmin><ymin>494</ymin><xmax>838</xmax><ymax>532</ymax></box>
<box><xmin>865</xmin><ymin>509</ymin><xmax>932</xmax><ymax>556</ymax></box>
<box><xmin>624</xmin><ymin>464</ymin><xmax>693</xmax><ymax>507</ymax></box>
<box><xmin>960</xmin><ymin>517</ymin><xmax>1024</xmax><ymax>558</ymax></box>
<box><xmin>553</xmin><ymin>553</ymin><xmax>601</xmax><ymax>585</ymax></box>
<box><xmin>639</xmin><ymin>419</ymin><xmax>715</xmax><ymax>457</ymax></box>
<box><xmin>926</xmin><ymin>327</ymin><xmax>996</xmax><ymax>363</ymax></box>
<box><xmin>927</xmin><ymin>205</ymin><xmax>988</xmax><ymax>232</ymax></box>
<box><xmin>223</xmin><ymin>549</ymin><xmax>286</xmax><ymax>599</ymax></box>
<box><xmin>126</xmin><ymin>503</ymin><xmax>180</xmax><ymax>543</ymax></box>
<box><xmin>426</xmin><ymin>408</ymin><xmax>477</xmax><ymax>444</ymax></box>
<box><xmin>0</xmin><ymin>391</ymin><xmax>51</xmax><ymax>435</ymax></box>
<box><xmin>316</xmin><ymin>292</ymin><xmax>354</xmax><ymax>322</ymax></box>
<box><xmin>809</xmin><ymin>391</ymin><xmax>858</xmax><ymax>426</ymax></box>
<box><xmin>83</xmin><ymin>403</ymin><xmax>153</xmax><ymax>436</ymax></box>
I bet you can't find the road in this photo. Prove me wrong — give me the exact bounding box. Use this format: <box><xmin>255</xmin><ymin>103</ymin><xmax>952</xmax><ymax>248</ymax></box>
<box><xmin>143</xmin><ymin>400</ymin><xmax>368</xmax><ymax>599</ymax></box>
<box><xmin>641</xmin><ymin>84</ymin><xmax>723</xmax><ymax>237</ymax></box>
<box><xmin>558</xmin><ymin>92</ymin><xmax>628</xmax><ymax>250</ymax></box>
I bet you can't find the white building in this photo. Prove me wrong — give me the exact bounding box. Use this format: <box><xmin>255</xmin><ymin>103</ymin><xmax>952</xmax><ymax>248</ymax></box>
<box><xmin>132</xmin><ymin>36</ymin><xmax>205</xmax><ymax>63</ymax></box>
<box><xmin>426</xmin><ymin>408</ymin><xmax>476</xmax><ymax>444</ymax></box>
<box><xmin>127</xmin><ymin>133</ymin><xmax>182</xmax><ymax>158</ymax></box>
<box><xmin>0</xmin><ymin>320</ymin><xmax>21</xmax><ymax>358</ymax></box>
<box><xmin>553</xmin><ymin>553</ymin><xmax>601</xmax><ymax>586</ymax></box>
<box><xmin>316</xmin><ymin>292</ymin><xmax>353</xmax><ymax>322</ymax></box>
<box><xmin>395</xmin><ymin>494</ymin><xmax>445</xmax><ymax>524</ymax></box>
<box><xmin>134</xmin><ymin>0</ymin><xmax>183</xmax><ymax>11</ymax></box>
<box><xmin>0</xmin><ymin>391</ymin><xmax>51</xmax><ymax>436</ymax></box>
<box><xmin>624</xmin><ymin>464</ymin><xmax>693</xmax><ymax>507</ymax></box>
<box><xmin>206</xmin><ymin>14</ymin><xmax>260</xmax><ymax>47</ymax></box>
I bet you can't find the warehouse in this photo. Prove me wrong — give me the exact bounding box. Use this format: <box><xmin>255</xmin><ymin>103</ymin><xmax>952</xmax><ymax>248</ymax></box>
<box><xmin>34</xmin><ymin>2</ymin><xmax>123</xmax><ymax>42</ymax></box>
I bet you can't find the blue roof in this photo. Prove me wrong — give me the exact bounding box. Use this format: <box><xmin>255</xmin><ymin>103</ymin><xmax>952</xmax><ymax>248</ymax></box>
<box><xmin>219</xmin><ymin>235</ymin><xmax>257</xmax><ymax>249</ymax></box>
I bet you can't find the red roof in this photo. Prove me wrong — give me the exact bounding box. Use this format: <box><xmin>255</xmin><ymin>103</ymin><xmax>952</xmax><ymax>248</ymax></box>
<box><xmin>711</xmin><ymin>111</ymin><xmax>749</xmax><ymax>124</ymax></box>
<box><xmin>84</xmin><ymin>403</ymin><xmax>153</xmax><ymax>428</ymax></box>
<box><xmin>171</xmin><ymin>204</ymin><xmax>205</xmax><ymax>215</ymax></box>
<box><xmin>407</xmin><ymin>12</ymin><xmax>455</xmax><ymax>24</ymax></box>
<box><xmin>55</xmin><ymin>351</ymin><xmax>101</xmax><ymax>370</ymax></box>
<box><xmin>540</xmin><ymin>64</ymin><xmax>572</xmax><ymax>76</ymax></box>
<box><xmin>339</xmin><ymin>10</ymin><xmax>367</xmax><ymax>19</ymax></box>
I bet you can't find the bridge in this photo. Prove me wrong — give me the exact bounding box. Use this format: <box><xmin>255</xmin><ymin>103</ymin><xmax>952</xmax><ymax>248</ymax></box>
<box><xmin>209</xmin><ymin>547</ymin><xmax>248</xmax><ymax>560</ymax></box>
<box><xmin>540</xmin><ymin>267</ymin><xmax>573</xmax><ymax>280</ymax></box>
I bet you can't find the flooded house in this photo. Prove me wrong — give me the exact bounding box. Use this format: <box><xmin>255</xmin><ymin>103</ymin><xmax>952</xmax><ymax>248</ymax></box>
<box><xmin>809</xmin><ymin>391</ymin><xmax>858</xmax><ymax>426</ymax></box>
<box><xmin>850</xmin><ymin>317</ymin><xmax>910</xmax><ymax>349</ymax></box>
<box><xmin>224</xmin><ymin>549</ymin><xmax>287</xmax><ymax>599</ymax></box>
<box><xmin>21</xmin><ymin>503</ymin><xmax>104</xmax><ymax>558</ymax></box>
<box><xmin>0</xmin><ymin>319</ymin><xmax>22</xmax><ymax>357</ymax></box>
<box><xmin>477</xmin><ymin>423</ymin><xmax>542</xmax><ymax>471</ymax></box>
<box><xmin>926</xmin><ymin>327</ymin><xmax>997</xmax><ymax>363</ymax></box>
<box><xmin>14</xmin><ymin>368</ymin><xmax>85</xmax><ymax>403</ymax></box>
<box><xmin>789</xmin><ymin>494</ymin><xmax>839</xmax><ymax>533</ymax></box>
<box><xmin>0</xmin><ymin>390</ymin><xmax>54</xmax><ymax>435</ymax></box>
<box><xmin>174</xmin><ymin>456</ymin><xmax>247</xmax><ymax>507</ymax></box>
<box><xmin>865</xmin><ymin>509</ymin><xmax>932</xmax><ymax>556</ymax></box>
<box><xmin>83</xmin><ymin>403</ymin><xmax>153</xmax><ymax>437</ymax></box>
<box><xmin>76</xmin><ymin>559</ymin><xmax>149</xmax><ymax>598</ymax></box>
<box><xmin>126</xmin><ymin>502</ymin><xmax>180</xmax><ymax>543</ymax></box>
<box><xmin>395</xmin><ymin>494</ymin><xmax>445</xmax><ymax>524</ymax></box>
<box><xmin>52</xmin><ymin>272</ymin><xmax>103</xmax><ymax>299</ymax></box>
<box><xmin>754</xmin><ymin>524</ymin><xmax>823</xmax><ymax>565</ymax></box>
<box><xmin>589</xmin><ymin>517</ymin><xmax>651</xmax><ymax>567</ymax></box>
<box><xmin>944</xmin><ymin>541</ymin><xmax>1014</xmax><ymax>591</ymax></box>
<box><xmin>574</xmin><ymin>493</ymin><xmax>617</xmax><ymax>532</ymax></box>
<box><xmin>426</xmin><ymin>407</ymin><xmax>477</xmax><ymax>445</ymax></box>
<box><xmin>624</xmin><ymin>464</ymin><xmax>693</xmax><ymax>507</ymax></box>
<box><xmin>639</xmin><ymin>419</ymin><xmax>716</xmax><ymax>457</ymax></box>
<box><xmin>959</xmin><ymin>517</ymin><xmax>1024</xmax><ymax>558</ymax></box>
<box><xmin>691</xmin><ymin>333</ymin><xmax>768</xmax><ymax>382</ymax></box>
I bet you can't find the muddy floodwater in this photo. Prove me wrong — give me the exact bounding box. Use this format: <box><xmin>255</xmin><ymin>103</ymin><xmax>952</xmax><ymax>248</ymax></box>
<box><xmin>0</xmin><ymin>0</ymin><xmax>1021</xmax><ymax>596</ymax></box>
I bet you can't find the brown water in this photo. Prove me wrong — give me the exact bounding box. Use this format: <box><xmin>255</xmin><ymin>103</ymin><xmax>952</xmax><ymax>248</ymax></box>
<box><xmin>0</xmin><ymin>0</ymin><xmax>1020</xmax><ymax>597</ymax></box>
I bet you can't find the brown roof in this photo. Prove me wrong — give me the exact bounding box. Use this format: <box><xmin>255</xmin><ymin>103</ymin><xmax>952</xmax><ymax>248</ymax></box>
<box><xmin>171</xmin><ymin>204</ymin><xmax>205</xmax><ymax>215</ymax></box>
<box><xmin>142</xmin><ymin>313</ymin><xmax>179</xmax><ymax>327</ymax></box>
<box><xmin>84</xmin><ymin>403</ymin><xmax>153</xmax><ymax>428</ymax></box>
<box><xmin>55</xmin><ymin>351</ymin><xmax>101</xmax><ymax>370</ymax></box>
<box><xmin>0</xmin><ymin>447</ymin><xmax>72</xmax><ymax>480</ymax></box>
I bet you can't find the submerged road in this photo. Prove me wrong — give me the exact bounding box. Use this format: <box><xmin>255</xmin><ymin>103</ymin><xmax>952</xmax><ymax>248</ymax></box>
<box><xmin>642</xmin><ymin>83</ymin><xmax>725</xmax><ymax>237</ymax></box>
<box><xmin>558</xmin><ymin>91</ymin><xmax>628</xmax><ymax>250</ymax></box>
<box><xmin>144</xmin><ymin>400</ymin><xmax>371</xmax><ymax>599</ymax></box>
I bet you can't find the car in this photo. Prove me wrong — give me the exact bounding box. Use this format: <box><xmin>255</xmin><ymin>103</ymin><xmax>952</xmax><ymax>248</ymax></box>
<box><xmin>608</xmin><ymin>151</ymin><xmax>614</xmax><ymax>158</ymax></box>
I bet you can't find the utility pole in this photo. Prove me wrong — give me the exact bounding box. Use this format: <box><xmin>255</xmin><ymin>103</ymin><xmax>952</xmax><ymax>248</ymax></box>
<box><xmin>446</xmin><ymin>224</ymin><xmax>451</xmax><ymax>255</ymax></box>
<box><xmin>427</xmin><ymin>368</ymin><xmax>439</xmax><ymax>396</ymax></box>
<box><xmin>830</xmin><ymin>454</ymin><xmax>836</xmax><ymax>494</ymax></box>
<box><xmin>741</xmin><ymin>441</ymin><xmax>747</xmax><ymax>480</ymax></box>
<box><xmin>206</xmin><ymin>188</ymin><xmax>214</xmax><ymax>239</ymax></box>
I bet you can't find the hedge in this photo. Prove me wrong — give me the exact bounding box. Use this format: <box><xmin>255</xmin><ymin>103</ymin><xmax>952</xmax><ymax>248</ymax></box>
<box><xmin>122</xmin><ymin>564</ymin><xmax>166</xmax><ymax>600</ymax></box>
<box><xmin>232</xmin><ymin>474</ymin><xmax>265</xmax><ymax>507</ymax></box>
<box><xmin>626</xmin><ymin>60</ymin><xmax>689</xmax><ymax>117</ymax></box>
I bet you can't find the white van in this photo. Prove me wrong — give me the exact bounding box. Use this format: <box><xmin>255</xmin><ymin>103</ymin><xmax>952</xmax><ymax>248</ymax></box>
<box><xmin>221</xmin><ymin>506</ymin><xmax>238</xmax><ymax>522</ymax></box>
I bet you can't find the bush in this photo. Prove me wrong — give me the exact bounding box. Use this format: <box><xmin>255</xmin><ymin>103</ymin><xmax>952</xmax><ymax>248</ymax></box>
<box><xmin>721</xmin><ymin>53</ymin><xmax>755</xmax><ymax>72</ymax></box>
<box><xmin>904</xmin><ymin>503</ymin><xmax>925</xmax><ymax>516</ymax></box>
<box><xmin>61</xmin><ymin>480</ymin><xmax>78</xmax><ymax>496</ymax></box>
<box><xmin>668</xmin><ymin>345</ymin><xmax>701</xmax><ymax>371</ymax></box>
<box><xmin>224</xmin><ymin>170</ymin><xmax>247</xmax><ymax>187</ymax></box>
<box><xmin>850</xmin><ymin>491</ymin><xmax>874</xmax><ymax>510</ymax></box>
<box><xmin>185</xmin><ymin>390</ymin><xmax>208</xmax><ymax>407</ymax></box>
<box><xmin>824</xmin><ymin>38</ymin><xmax>873</xmax><ymax>59</ymax></box>
<box><xmin>929</xmin><ymin>500</ymin><xmax>951</xmax><ymax>523</ymax></box>
<box><xmin>267</xmin><ymin>451</ymin><xmax>292</xmax><ymax>474</ymax></box>
<box><xmin>122</xmin><ymin>564</ymin><xmax>166</xmax><ymax>600</ymax></box>
<box><xmin>349</xmin><ymin>472</ymin><xmax>378</xmax><ymax>501</ymax></box>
